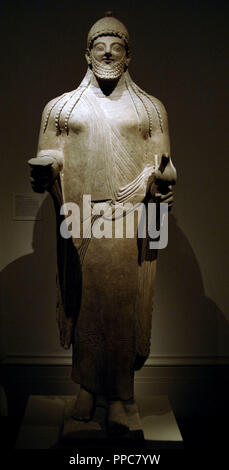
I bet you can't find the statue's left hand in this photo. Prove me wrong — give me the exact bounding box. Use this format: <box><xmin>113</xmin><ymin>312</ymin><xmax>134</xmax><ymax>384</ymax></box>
<box><xmin>154</xmin><ymin>184</ymin><xmax>174</xmax><ymax>210</ymax></box>
<box><xmin>151</xmin><ymin>155</ymin><xmax>177</xmax><ymax>210</ymax></box>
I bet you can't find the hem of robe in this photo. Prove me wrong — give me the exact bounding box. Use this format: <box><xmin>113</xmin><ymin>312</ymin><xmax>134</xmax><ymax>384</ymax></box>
<box><xmin>71</xmin><ymin>367</ymin><xmax>135</xmax><ymax>401</ymax></box>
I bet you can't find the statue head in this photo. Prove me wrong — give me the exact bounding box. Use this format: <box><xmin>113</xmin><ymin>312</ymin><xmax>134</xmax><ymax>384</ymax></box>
<box><xmin>85</xmin><ymin>12</ymin><xmax>130</xmax><ymax>80</ymax></box>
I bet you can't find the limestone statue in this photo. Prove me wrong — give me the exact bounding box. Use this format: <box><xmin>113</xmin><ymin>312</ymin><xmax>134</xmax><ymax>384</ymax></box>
<box><xmin>29</xmin><ymin>13</ymin><xmax>177</xmax><ymax>435</ymax></box>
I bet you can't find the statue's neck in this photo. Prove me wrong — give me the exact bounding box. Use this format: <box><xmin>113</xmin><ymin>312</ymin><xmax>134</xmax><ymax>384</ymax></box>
<box><xmin>95</xmin><ymin>77</ymin><xmax>121</xmax><ymax>96</ymax></box>
<box><xmin>90</xmin><ymin>72</ymin><xmax>126</xmax><ymax>97</ymax></box>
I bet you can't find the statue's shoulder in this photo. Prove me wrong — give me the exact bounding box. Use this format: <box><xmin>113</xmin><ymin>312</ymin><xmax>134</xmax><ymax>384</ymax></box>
<box><xmin>42</xmin><ymin>87</ymin><xmax>79</xmax><ymax>115</ymax></box>
<box><xmin>40</xmin><ymin>86</ymin><xmax>82</xmax><ymax>133</ymax></box>
<box><xmin>130</xmin><ymin>81</ymin><xmax>169</xmax><ymax>134</ymax></box>
<box><xmin>44</xmin><ymin>68</ymin><xmax>92</xmax><ymax>108</ymax></box>
<box><xmin>130</xmin><ymin>78</ymin><xmax>168</xmax><ymax>122</ymax></box>
<box><xmin>142</xmin><ymin>88</ymin><xmax>168</xmax><ymax>119</ymax></box>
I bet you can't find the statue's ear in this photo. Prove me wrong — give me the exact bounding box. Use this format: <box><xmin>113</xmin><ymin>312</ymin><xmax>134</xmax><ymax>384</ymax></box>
<box><xmin>124</xmin><ymin>54</ymin><xmax>131</xmax><ymax>72</ymax></box>
<box><xmin>85</xmin><ymin>49</ymin><xmax>92</xmax><ymax>65</ymax></box>
<box><xmin>125</xmin><ymin>47</ymin><xmax>131</xmax><ymax>67</ymax></box>
<box><xmin>125</xmin><ymin>56</ymin><xmax>131</xmax><ymax>67</ymax></box>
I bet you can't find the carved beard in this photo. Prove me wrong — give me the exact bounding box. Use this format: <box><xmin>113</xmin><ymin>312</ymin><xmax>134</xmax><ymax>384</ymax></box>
<box><xmin>91</xmin><ymin>55</ymin><xmax>127</xmax><ymax>80</ymax></box>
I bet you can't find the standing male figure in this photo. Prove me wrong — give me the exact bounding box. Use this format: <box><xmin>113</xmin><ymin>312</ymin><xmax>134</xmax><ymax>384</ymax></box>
<box><xmin>29</xmin><ymin>13</ymin><xmax>177</xmax><ymax>435</ymax></box>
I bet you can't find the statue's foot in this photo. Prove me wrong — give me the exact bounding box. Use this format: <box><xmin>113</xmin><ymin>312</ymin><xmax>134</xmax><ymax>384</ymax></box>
<box><xmin>107</xmin><ymin>400</ymin><xmax>129</xmax><ymax>436</ymax></box>
<box><xmin>71</xmin><ymin>387</ymin><xmax>94</xmax><ymax>421</ymax></box>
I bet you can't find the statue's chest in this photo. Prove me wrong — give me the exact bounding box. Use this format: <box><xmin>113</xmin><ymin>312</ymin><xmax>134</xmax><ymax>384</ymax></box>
<box><xmin>69</xmin><ymin>90</ymin><xmax>140</xmax><ymax>138</ymax></box>
<box><xmin>96</xmin><ymin>92</ymin><xmax>140</xmax><ymax>134</ymax></box>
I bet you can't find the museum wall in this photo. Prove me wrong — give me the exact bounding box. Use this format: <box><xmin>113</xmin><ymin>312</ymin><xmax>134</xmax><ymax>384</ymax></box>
<box><xmin>0</xmin><ymin>0</ymin><xmax>228</xmax><ymax>364</ymax></box>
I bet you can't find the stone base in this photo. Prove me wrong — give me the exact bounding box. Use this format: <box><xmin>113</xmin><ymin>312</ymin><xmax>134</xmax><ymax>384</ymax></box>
<box><xmin>137</xmin><ymin>395</ymin><xmax>183</xmax><ymax>442</ymax></box>
<box><xmin>15</xmin><ymin>394</ymin><xmax>182</xmax><ymax>449</ymax></box>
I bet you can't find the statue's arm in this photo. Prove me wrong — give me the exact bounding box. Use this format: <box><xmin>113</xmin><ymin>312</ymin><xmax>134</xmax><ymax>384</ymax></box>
<box><xmin>149</xmin><ymin>98</ymin><xmax>177</xmax><ymax>210</ymax></box>
<box><xmin>28</xmin><ymin>100</ymin><xmax>64</xmax><ymax>193</ymax></box>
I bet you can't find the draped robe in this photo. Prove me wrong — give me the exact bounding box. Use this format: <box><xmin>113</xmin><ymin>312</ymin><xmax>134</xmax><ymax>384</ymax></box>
<box><xmin>36</xmin><ymin>69</ymin><xmax>171</xmax><ymax>400</ymax></box>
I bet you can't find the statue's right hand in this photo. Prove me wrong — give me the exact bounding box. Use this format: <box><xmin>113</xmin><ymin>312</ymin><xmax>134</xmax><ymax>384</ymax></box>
<box><xmin>28</xmin><ymin>156</ymin><xmax>59</xmax><ymax>193</ymax></box>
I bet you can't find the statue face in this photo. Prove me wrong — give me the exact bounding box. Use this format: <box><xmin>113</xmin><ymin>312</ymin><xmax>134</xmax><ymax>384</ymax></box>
<box><xmin>86</xmin><ymin>36</ymin><xmax>130</xmax><ymax>80</ymax></box>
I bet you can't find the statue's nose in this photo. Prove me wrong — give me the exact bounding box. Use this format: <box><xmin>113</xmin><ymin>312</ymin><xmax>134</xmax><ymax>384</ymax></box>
<box><xmin>104</xmin><ymin>50</ymin><xmax>112</xmax><ymax>58</ymax></box>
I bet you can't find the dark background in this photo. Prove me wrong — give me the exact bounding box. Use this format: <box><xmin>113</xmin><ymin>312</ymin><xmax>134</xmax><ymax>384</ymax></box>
<box><xmin>0</xmin><ymin>0</ymin><xmax>229</xmax><ymax>457</ymax></box>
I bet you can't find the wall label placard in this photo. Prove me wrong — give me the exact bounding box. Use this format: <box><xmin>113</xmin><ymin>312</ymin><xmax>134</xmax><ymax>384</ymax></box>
<box><xmin>12</xmin><ymin>193</ymin><xmax>44</xmax><ymax>220</ymax></box>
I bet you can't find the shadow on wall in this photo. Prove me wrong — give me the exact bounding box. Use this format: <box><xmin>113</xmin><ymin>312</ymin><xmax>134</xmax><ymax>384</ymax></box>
<box><xmin>151</xmin><ymin>214</ymin><xmax>229</xmax><ymax>357</ymax></box>
<box><xmin>0</xmin><ymin>198</ymin><xmax>228</xmax><ymax>359</ymax></box>
<box><xmin>0</xmin><ymin>196</ymin><xmax>65</xmax><ymax>357</ymax></box>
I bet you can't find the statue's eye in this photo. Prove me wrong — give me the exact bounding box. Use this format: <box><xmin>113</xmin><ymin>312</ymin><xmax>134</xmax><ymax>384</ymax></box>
<box><xmin>94</xmin><ymin>44</ymin><xmax>105</xmax><ymax>52</ymax></box>
<box><xmin>112</xmin><ymin>44</ymin><xmax>123</xmax><ymax>53</ymax></box>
